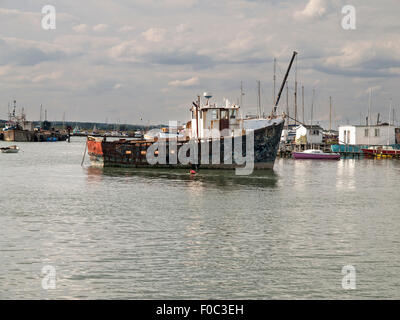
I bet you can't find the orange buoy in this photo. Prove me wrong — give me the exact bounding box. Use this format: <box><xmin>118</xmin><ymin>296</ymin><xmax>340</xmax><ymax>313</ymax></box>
<box><xmin>190</xmin><ymin>170</ymin><xmax>197</xmax><ymax>175</ymax></box>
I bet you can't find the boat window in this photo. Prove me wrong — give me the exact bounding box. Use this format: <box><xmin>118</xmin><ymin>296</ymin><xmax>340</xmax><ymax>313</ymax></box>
<box><xmin>221</xmin><ymin>110</ymin><xmax>228</xmax><ymax>120</ymax></box>
<box><xmin>192</xmin><ymin>109</ymin><xmax>195</xmax><ymax>119</ymax></box>
<box><xmin>211</xmin><ymin>109</ymin><xmax>218</xmax><ymax>120</ymax></box>
<box><xmin>311</xmin><ymin>129</ymin><xmax>319</xmax><ymax>135</ymax></box>
<box><xmin>230</xmin><ymin>109</ymin><xmax>237</xmax><ymax>119</ymax></box>
<box><xmin>375</xmin><ymin>129</ymin><xmax>380</xmax><ymax>137</ymax></box>
<box><xmin>364</xmin><ymin>129</ymin><xmax>369</xmax><ymax>137</ymax></box>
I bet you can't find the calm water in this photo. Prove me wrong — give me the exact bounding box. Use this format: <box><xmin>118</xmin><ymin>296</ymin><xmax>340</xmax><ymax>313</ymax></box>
<box><xmin>0</xmin><ymin>137</ymin><xmax>400</xmax><ymax>299</ymax></box>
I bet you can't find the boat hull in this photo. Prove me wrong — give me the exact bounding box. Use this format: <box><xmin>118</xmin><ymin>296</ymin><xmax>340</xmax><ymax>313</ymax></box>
<box><xmin>87</xmin><ymin>120</ymin><xmax>284</xmax><ymax>170</ymax></box>
<box><xmin>292</xmin><ymin>152</ymin><xmax>340</xmax><ymax>160</ymax></box>
<box><xmin>362</xmin><ymin>148</ymin><xmax>400</xmax><ymax>156</ymax></box>
<box><xmin>3</xmin><ymin>129</ymin><xmax>35</xmax><ymax>142</ymax></box>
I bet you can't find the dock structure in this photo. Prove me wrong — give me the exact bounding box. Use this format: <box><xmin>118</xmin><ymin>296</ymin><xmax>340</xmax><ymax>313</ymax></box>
<box><xmin>278</xmin><ymin>143</ymin><xmax>400</xmax><ymax>159</ymax></box>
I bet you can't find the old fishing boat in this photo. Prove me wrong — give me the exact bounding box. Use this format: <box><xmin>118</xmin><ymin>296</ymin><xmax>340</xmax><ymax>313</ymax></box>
<box><xmin>87</xmin><ymin>51</ymin><xmax>298</xmax><ymax>171</ymax></box>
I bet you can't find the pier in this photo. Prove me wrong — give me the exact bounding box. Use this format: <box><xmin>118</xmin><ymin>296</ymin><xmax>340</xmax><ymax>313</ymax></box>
<box><xmin>278</xmin><ymin>143</ymin><xmax>400</xmax><ymax>159</ymax></box>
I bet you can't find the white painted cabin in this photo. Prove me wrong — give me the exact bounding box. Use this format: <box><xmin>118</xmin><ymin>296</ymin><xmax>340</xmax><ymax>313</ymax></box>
<box><xmin>189</xmin><ymin>99</ymin><xmax>243</xmax><ymax>139</ymax></box>
<box><xmin>339</xmin><ymin>124</ymin><xmax>396</xmax><ymax>145</ymax></box>
<box><xmin>295</xmin><ymin>125</ymin><xmax>323</xmax><ymax>145</ymax></box>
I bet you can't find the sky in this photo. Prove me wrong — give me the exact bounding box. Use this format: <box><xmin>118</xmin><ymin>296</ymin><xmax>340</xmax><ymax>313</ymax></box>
<box><xmin>0</xmin><ymin>0</ymin><xmax>399</xmax><ymax>128</ymax></box>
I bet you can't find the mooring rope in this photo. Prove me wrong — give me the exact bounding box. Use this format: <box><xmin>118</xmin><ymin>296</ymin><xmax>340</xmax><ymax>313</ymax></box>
<box><xmin>81</xmin><ymin>141</ymin><xmax>87</xmax><ymax>167</ymax></box>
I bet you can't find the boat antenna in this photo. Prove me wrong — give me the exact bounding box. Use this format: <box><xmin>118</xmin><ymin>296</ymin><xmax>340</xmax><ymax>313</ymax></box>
<box><xmin>273</xmin><ymin>51</ymin><xmax>297</xmax><ymax>114</ymax></box>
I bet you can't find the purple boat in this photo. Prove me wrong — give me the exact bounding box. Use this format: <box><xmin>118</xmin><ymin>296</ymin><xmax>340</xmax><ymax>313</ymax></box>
<box><xmin>292</xmin><ymin>149</ymin><xmax>341</xmax><ymax>160</ymax></box>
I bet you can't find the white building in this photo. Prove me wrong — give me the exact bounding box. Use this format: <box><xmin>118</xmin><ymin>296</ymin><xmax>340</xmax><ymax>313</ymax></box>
<box><xmin>339</xmin><ymin>124</ymin><xmax>396</xmax><ymax>145</ymax></box>
<box><xmin>295</xmin><ymin>125</ymin><xmax>323</xmax><ymax>145</ymax></box>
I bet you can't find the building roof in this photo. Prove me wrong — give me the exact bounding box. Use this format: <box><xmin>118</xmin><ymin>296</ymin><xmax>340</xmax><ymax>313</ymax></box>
<box><xmin>339</xmin><ymin>123</ymin><xmax>394</xmax><ymax>128</ymax></box>
<box><xmin>298</xmin><ymin>124</ymin><xmax>323</xmax><ymax>130</ymax></box>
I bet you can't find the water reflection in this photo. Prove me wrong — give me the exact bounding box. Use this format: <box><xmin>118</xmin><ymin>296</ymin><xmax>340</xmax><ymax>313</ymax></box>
<box><xmin>85</xmin><ymin>166</ymin><xmax>278</xmax><ymax>189</ymax></box>
<box><xmin>336</xmin><ymin>159</ymin><xmax>356</xmax><ymax>190</ymax></box>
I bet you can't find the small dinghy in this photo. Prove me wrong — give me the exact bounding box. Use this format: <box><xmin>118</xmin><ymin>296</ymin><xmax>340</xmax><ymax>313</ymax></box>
<box><xmin>1</xmin><ymin>145</ymin><xmax>20</xmax><ymax>153</ymax></box>
<box><xmin>292</xmin><ymin>149</ymin><xmax>340</xmax><ymax>160</ymax></box>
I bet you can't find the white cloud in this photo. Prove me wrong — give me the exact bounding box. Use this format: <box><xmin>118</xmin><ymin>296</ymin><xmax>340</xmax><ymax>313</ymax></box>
<box><xmin>142</xmin><ymin>28</ymin><xmax>166</xmax><ymax>42</ymax></box>
<box><xmin>93</xmin><ymin>24</ymin><xmax>108</xmax><ymax>32</ymax></box>
<box><xmin>118</xmin><ymin>25</ymin><xmax>135</xmax><ymax>33</ymax></box>
<box><xmin>73</xmin><ymin>24</ymin><xmax>88</xmax><ymax>33</ymax></box>
<box><xmin>168</xmin><ymin>76</ymin><xmax>199</xmax><ymax>87</ymax></box>
<box><xmin>32</xmin><ymin>71</ymin><xmax>63</xmax><ymax>83</ymax></box>
<box><xmin>294</xmin><ymin>0</ymin><xmax>329</xmax><ymax>20</ymax></box>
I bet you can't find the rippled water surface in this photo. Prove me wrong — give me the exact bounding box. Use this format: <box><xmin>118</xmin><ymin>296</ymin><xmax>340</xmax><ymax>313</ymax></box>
<box><xmin>1</xmin><ymin>138</ymin><xmax>400</xmax><ymax>299</ymax></box>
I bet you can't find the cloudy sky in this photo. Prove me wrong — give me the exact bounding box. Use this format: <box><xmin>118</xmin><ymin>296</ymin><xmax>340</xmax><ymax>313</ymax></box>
<box><xmin>0</xmin><ymin>0</ymin><xmax>399</xmax><ymax>127</ymax></box>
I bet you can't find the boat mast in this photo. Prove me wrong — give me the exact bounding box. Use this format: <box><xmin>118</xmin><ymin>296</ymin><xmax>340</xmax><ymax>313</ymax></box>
<box><xmin>311</xmin><ymin>88</ymin><xmax>315</xmax><ymax>128</ymax></box>
<box><xmin>388</xmin><ymin>98</ymin><xmax>392</xmax><ymax>145</ymax></box>
<box><xmin>273</xmin><ymin>58</ymin><xmax>276</xmax><ymax>106</ymax></box>
<box><xmin>294</xmin><ymin>55</ymin><xmax>298</xmax><ymax>125</ymax></box>
<box><xmin>302</xmin><ymin>85</ymin><xmax>305</xmax><ymax>124</ymax></box>
<box><xmin>286</xmin><ymin>81</ymin><xmax>289</xmax><ymax>129</ymax></box>
<box><xmin>196</xmin><ymin>95</ymin><xmax>200</xmax><ymax>139</ymax></box>
<box><xmin>240</xmin><ymin>81</ymin><xmax>244</xmax><ymax>109</ymax></box>
<box><xmin>273</xmin><ymin>51</ymin><xmax>297</xmax><ymax>114</ymax></box>
<box><xmin>257</xmin><ymin>80</ymin><xmax>261</xmax><ymax>118</ymax></box>
<box><xmin>368</xmin><ymin>88</ymin><xmax>372</xmax><ymax>146</ymax></box>
<box><xmin>329</xmin><ymin>96</ymin><xmax>332</xmax><ymax>132</ymax></box>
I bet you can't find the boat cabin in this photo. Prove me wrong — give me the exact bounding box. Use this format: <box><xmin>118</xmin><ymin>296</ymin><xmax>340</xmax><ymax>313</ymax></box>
<box><xmin>189</xmin><ymin>95</ymin><xmax>243</xmax><ymax>139</ymax></box>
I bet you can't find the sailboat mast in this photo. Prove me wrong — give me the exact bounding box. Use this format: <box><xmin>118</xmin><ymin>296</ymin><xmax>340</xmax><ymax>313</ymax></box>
<box><xmin>388</xmin><ymin>98</ymin><xmax>392</xmax><ymax>145</ymax></box>
<box><xmin>286</xmin><ymin>81</ymin><xmax>289</xmax><ymax>129</ymax></box>
<box><xmin>368</xmin><ymin>88</ymin><xmax>372</xmax><ymax>146</ymax></box>
<box><xmin>311</xmin><ymin>89</ymin><xmax>315</xmax><ymax>128</ymax></box>
<box><xmin>302</xmin><ymin>85</ymin><xmax>305</xmax><ymax>124</ymax></box>
<box><xmin>329</xmin><ymin>96</ymin><xmax>332</xmax><ymax>131</ymax></box>
<box><xmin>257</xmin><ymin>80</ymin><xmax>261</xmax><ymax>118</ymax></box>
<box><xmin>273</xmin><ymin>58</ymin><xmax>276</xmax><ymax>105</ymax></box>
<box><xmin>240</xmin><ymin>81</ymin><xmax>244</xmax><ymax>108</ymax></box>
<box><xmin>294</xmin><ymin>55</ymin><xmax>298</xmax><ymax>125</ymax></box>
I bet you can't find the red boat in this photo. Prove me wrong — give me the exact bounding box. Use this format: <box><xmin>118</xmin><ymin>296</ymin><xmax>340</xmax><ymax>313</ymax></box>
<box><xmin>362</xmin><ymin>146</ymin><xmax>400</xmax><ymax>156</ymax></box>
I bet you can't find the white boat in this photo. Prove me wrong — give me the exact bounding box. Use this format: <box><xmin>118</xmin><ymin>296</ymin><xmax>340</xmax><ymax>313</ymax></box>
<box><xmin>1</xmin><ymin>145</ymin><xmax>20</xmax><ymax>153</ymax></box>
<box><xmin>293</xmin><ymin>149</ymin><xmax>340</xmax><ymax>160</ymax></box>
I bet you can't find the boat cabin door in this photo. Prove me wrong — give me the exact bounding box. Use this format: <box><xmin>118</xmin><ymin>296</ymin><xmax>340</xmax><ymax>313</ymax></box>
<box><xmin>220</xmin><ymin>109</ymin><xmax>229</xmax><ymax>132</ymax></box>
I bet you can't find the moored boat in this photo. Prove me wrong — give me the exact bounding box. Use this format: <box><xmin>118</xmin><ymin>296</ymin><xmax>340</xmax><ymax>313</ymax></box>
<box><xmin>361</xmin><ymin>146</ymin><xmax>400</xmax><ymax>156</ymax></box>
<box><xmin>292</xmin><ymin>149</ymin><xmax>340</xmax><ymax>160</ymax></box>
<box><xmin>87</xmin><ymin>96</ymin><xmax>285</xmax><ymax>171</ymax></box>
<box><xmin>1</xmin><ymin>145</ymin><xmax>20</xmax><ymax>153</ymax></box>
<box><xmin>86</xmin><ymin>51</ymin><xmax>299</xmax><ymax>172</ymax></box>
